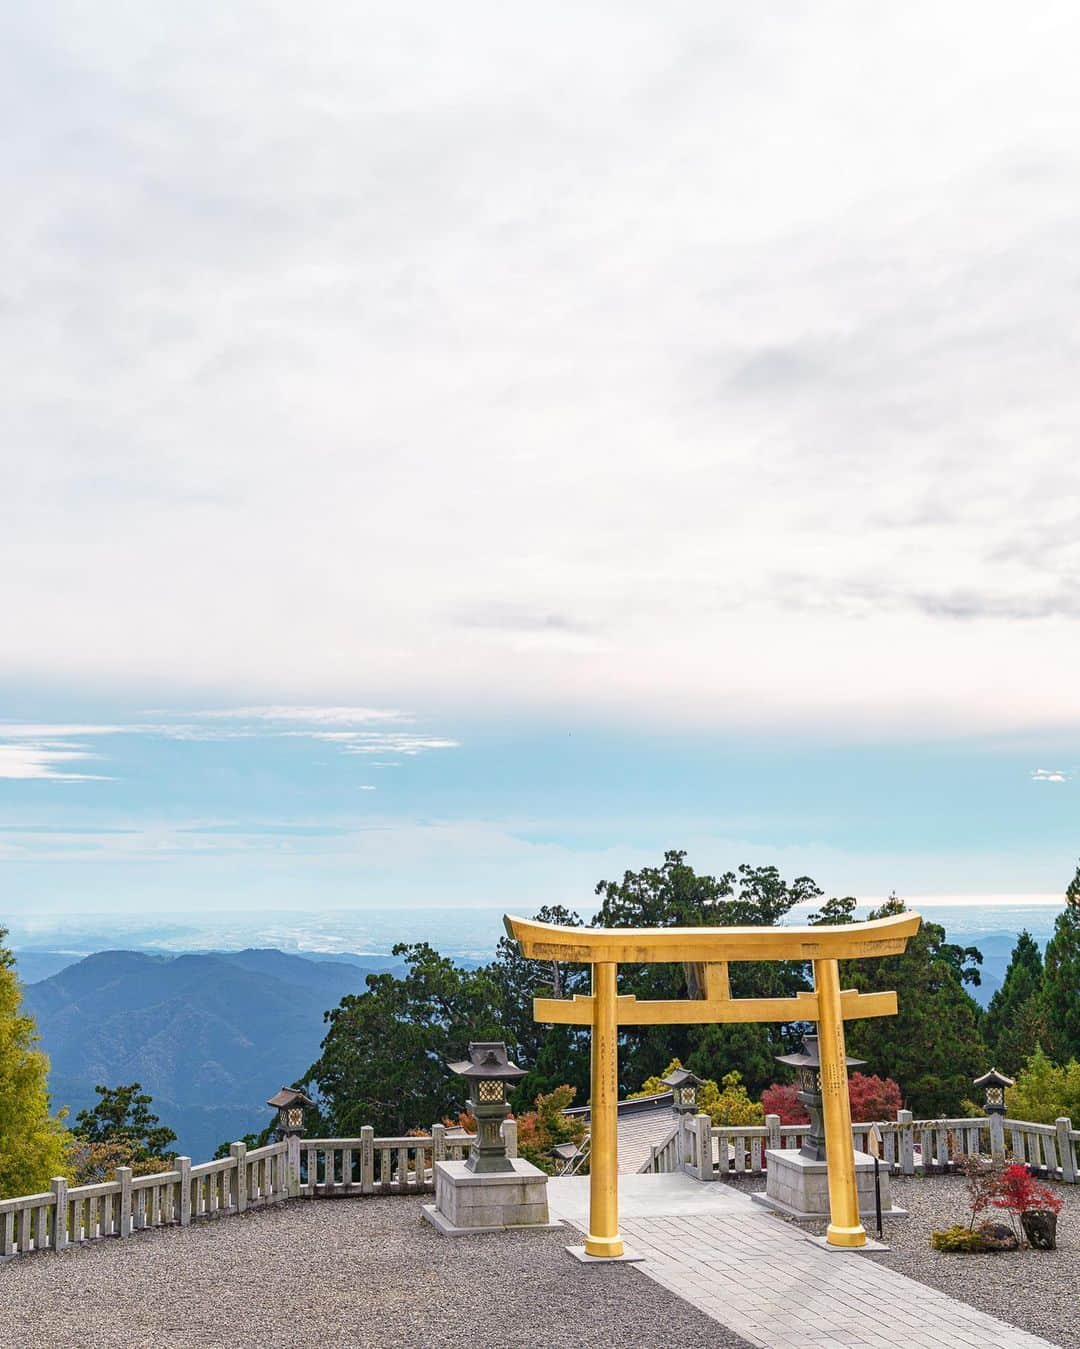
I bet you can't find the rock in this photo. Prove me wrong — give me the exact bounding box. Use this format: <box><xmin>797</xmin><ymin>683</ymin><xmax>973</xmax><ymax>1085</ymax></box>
<box><xmin>977</xmin><ymin>1222</ymin><xmax>1019</xmax><ymax>1252</ymax></box>
<box><xmin>1020</xmin><ymin>1210</ymin><xmax>1058</xmax><ymax>1251</ymax></box>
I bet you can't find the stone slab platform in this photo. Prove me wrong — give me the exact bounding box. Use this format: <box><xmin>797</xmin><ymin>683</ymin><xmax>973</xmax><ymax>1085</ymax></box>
<box><xmin>427</xmin><ymin>1158</ymin><xmax>552</xmax><ymax>1233</ymax></box>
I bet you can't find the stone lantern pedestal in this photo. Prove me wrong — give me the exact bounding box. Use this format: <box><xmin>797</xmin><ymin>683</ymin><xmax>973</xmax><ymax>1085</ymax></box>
<box><xmin>423</xmin><ymin>1158</ymin><xmax>558</xmax><ymax>1235</ymax></box>
<box><xmin>754</xmin><ymin>1148</ymin><xmax>901</xmax><ymax>1221</ymax></box>
<box><xmin>421</xmin><ymin>1041</ymin><xmax>560</xmax><ymax>1236</ymax></box>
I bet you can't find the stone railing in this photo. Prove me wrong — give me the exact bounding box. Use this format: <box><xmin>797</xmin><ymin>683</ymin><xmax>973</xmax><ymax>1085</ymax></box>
<box><xmin>0</xmin><ymin>1122</ymin><xmax>516</xmax><ymax>1263</ymax></box>
<box><xmin>0</xmin><ymin>1141</ymin><xmax>290</xmax><ymax>1260</ymax></box>
<box><xmin>660</xmin><ymin>1110</ymin><xmax>1079</xmax><ymax>1183</ymax></box>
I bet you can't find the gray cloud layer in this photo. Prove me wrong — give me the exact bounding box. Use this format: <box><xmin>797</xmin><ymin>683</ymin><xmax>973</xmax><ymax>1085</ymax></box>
<box><xmin>3</xmin><ymin>2</ymin><xmax>1079</xmax><ymax>730</ymax></box>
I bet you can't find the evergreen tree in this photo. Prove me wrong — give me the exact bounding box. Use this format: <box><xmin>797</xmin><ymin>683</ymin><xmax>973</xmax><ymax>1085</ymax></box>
<box><xmin>302</xmin><ymin>943</ymin><xmax>506</xmax><ymax>1136</ymax></box>
<box><xmin>838</xmin><ymin>897</ymin><xmax>987</xmax><ymax>1117</ymax></box>
<box><xmin>1043</xmin><ymin>865</ymin><xmax>1080</xmax><ymax>1063</ymax></box>
<box><xmin>0</xmin><ymin>930</ymin><xmax>68</xmax><ymax>1197</ymax></box>
<box><xmin>590</xmin><ymin>851</ymin><xmax>818</xmax><ymax>1090</ymax></box>
<box><xmin>73</xmin><ymin>1083</ymin><xmax>177</xmax><ymax>1160</ymax></box>
<box><xmin>985</xmin><ymin>930</ymin><xmax>1044</xmax><ymax>1067</ymax></box>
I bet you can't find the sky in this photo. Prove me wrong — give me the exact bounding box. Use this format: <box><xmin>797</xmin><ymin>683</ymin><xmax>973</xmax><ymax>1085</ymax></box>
<box><xmin>2</xmin><ymin>3</ymin><xmax>1079</xmax><ymax>918</ymax></box>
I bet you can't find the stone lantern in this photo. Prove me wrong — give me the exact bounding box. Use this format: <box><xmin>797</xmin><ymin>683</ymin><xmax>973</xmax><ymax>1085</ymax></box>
<box><xmin>774</xmin><ymin>1034</ymin><xmax>863</xmax><ymax>1162</ymax></box>
<box><xmin>973</xmin><ymin>1067</ymin><xmax>1013</xmax><ymax>1116</ymax></box>
<box><xmin>266</xmin><ymin>1086</ymin><xmax>313</xmax><ymax>1139</ymax></box>
<box><xmin>662</xmin><ymin>1066</ymin><xmax>704</xmax><ymax>1115</ymax></box>
<box><xmin>447</xmin><ymin>1042</ymin><xmax>525</xmax><ymax>1174</ymax></box>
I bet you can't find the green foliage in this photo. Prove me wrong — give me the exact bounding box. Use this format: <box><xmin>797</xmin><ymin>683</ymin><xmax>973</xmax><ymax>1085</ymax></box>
<box><xmin>630</xmin><ymin>1059</ymin><xmax>763</xmax><ymax>1126</ymax></box>
<box><xmin>1006</xmin><ymin>1046</ymin><xmax>1080</xmax><ymax>1125</ymax></box>
<box><xmin>302</xmin><ymin>943</ymin><xmax>506</xmax><ymax>1136</ymax></box>
<box><xmin>699</xmin><ymin>1071</ymin><xmax>764</xmax><ymax>1127</ymax></box>
<box><xmin>1043</xmin><ymin>866</ymin><xmax>1080</xmax><ymax>1063</ymax></box>
<box><xmin>0</xmin><ymin>928</ymin><xmax>69</xmax><ymax>1198</ymax></box>
<box><xmin>213</xmin><ymin>1131</ymin><xmax>268</xmax><ymax>1161</ymax></box>
<box><xmin>515</xmin><ymin>1085</ymin><xmax>586</xmax><ymax>1173</ymax></box>
<box><xmin>985</xmin><ymin>931</ymin><xmax>1046</xmax><ymax>1075</ymax></box>
<box><xmin>73</xmin><ymin>1083</ymin><xmax>178</xmax><ymax>1164</ymax></box>
<box><xmin>930</xmin><ymin>1223</ymin><xmax>989</xmax><ymax>1252</ymax></box>
<box><xmin>836</xmin><ymin>897</ymin><xmax>987</xmax><ymax>1117</ymax></box>
<box><xmin>591</xmin><ymin>852</ymin><xmax>819</xmax><ymax>1091</ymax></box>
<box><xmin>488</xmin><ymin>906</ymin><xmax>591</xmax><ymax>1110</ymax></box>
<box><xmin>630</xmin><ymin>1058</ymin><xmax>684</xmax><ymax>1099</ymax></box>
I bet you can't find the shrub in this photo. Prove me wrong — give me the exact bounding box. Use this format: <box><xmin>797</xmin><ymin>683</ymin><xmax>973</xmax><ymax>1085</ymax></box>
<box><xmin>992</xmin><ymin>1163</ymin><xmax>1063</xmax><ymax>1221</ymax></box>
<box><xmin>515</xmin><ymin>1085</ymin><xmax>585</xmax><ymax>1174</ymax></box>
<box><xmin>930</xmin><ymin>1223</ymin><xmax>987</xmax><ymax>1252</ymax></box>
<box><xmin>700</xmin><ymin>1071</ymin><xmax>764</xmax><ymax>1127</ymax></box>
<box><xmin>1007</xmin><ymin>1047</ymin><xmax>1080</xmax><ymax>1125</ymax></box>
<box><xmin>847</xmin><ymin>1073</ymin><xmax>902</xmax><ymax>1122</ymax></box>
<box><xmin>761</xmin><ymin>1082</ymin><xmax>808</xmax><ymax>1124</ymax></box>
<box><xmin>760</xmin><ymin>1073</ymin><xmax>902</xmax><ymax>1124</ymax></box>
<box><xmin>930</xmin><ymin>1221</ymin><xmax>1018</xmax><ymax>1253</ymax></box>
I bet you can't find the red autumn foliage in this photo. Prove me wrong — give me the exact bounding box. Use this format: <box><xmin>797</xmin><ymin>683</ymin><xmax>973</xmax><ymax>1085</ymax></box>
<box><xmin>760</xmin><ymin>1082</ymin><xmax>808</xmax><ymax>1124</ymax></box>
<box><xmin>992</xmin><ymin>1163</ymin><xmax>1063</xmax><ymax>1216</ymax></box>
<box><xmin>846</xmin><ymin>1072</ymin><xmax>903</xmax><ymax>1123</ymax></box>
<box><xmin>761</xmin><ymin>1073</ymin><xmax>903</xmax><ymax>1125</ymax></box>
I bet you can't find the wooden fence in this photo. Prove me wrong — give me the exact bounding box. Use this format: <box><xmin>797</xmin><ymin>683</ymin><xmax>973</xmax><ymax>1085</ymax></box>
<box><xmin>654</xmin><ymin>1110</ymin><xmax>1080</xmax><ymax>1183</ymax></box>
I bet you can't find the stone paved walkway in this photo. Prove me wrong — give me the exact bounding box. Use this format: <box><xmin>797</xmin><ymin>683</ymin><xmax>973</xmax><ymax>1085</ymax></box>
<box><xmin>547</xmin><ymin>1174</ymin><xmax>1058</xmax><ymax>1349</ymax></box>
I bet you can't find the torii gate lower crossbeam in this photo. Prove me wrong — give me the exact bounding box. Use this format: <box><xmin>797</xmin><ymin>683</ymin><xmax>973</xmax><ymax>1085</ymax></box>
<box><xmin>503</xmin><ymin>909</ymin><xmax>921</xmax><ymax>1254</ymax></box>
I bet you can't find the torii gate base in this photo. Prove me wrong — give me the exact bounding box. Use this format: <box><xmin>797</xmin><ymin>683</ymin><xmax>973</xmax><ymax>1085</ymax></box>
<box><xmin>503</xmin><ymin>909</ymin><xmax>921</xmax><ymax>1254</ymax></box>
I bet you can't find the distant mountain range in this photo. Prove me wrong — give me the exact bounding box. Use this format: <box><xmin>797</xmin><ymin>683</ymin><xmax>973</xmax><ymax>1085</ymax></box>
<box><xmin>22</xmin><ymin>948</ymin><xmax>404</xmax><ymax>1161</ymax></box>
<box><xmin>17</xmin><ymin>924</ymin><xmax>1038</xmax><ymax>1162</ymax></box>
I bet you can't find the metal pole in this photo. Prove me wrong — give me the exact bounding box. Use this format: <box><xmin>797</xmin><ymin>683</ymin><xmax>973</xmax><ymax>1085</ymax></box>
<box><xmin>584</xmin><ymin>961</ymin><xmax>624</xmax><ymax>1258</ymax></box>
<box><xmin>813</xmin><ymin>956</ymin><xmax>867</xmax><ymax>1248</ymax></box>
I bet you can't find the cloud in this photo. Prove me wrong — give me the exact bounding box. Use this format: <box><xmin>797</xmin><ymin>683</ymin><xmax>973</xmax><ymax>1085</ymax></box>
<box><xmin>193</xmin><ymin>707</ymin><xmax>407</xmax><ymax>725</ymax></box>
<box><xmin>5</xmin><ymin>4</ymin><xmax>1080</xmax><ymax>733</ymax></box>
<box><xmin>0</xmin><ymin>744</ymin><xmax>110</xmax><ymax>781</ymax></box>
<box><xmin>1031</xmin><ymin>768</ymin><xmax>1071</xmax><ymax>783</ymax></box>
<box><xmin>0</xmin><ymin>709</ymin><xmax>458</xmax><ymax>784</ymax></box>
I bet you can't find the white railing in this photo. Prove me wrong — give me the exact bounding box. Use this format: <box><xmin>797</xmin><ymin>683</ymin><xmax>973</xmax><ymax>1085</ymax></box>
<box><xmin>0</xmin><ymin>1121</ymin><xmax>516</xmax><ymax>1263</ymax></box>
<box><xmin>645</xmin><ymin>1126</ymin><xmax>681</xmax><ymax>1174</ymax></box>
<box><xmin>0</xmin><ymin>1140</ymin><xmax>291</xmax><ymax>1260</ymax></box>
<box><xmin>662</xmin><ymin>1110</ymin><xmax>1079</xmax><ymax>1183</ymax></box>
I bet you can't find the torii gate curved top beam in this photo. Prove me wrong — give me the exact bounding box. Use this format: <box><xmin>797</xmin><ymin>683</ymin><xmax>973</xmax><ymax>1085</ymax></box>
<box><xmin>504</xmin><ymin>908</ymin><xmax>919</xmax><ymax>963</ymax></box>
<box><xmin>503</xmin><ymin>908</ymin><xmax>920</xmax><ymax>1258</ymax></box>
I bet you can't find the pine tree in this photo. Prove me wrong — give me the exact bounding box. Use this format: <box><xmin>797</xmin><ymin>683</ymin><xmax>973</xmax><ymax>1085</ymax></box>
<box><xmin>1043</xmin><ymin>865</ymin><xmax>1080</xmax><ymax>1063</ymax></box>
<box><xmin>984</xmin><ymin>930</ymin><xmax>1045</xmax><ymax>1074</ymax></box>
<box><xmin>0</xmin><ymin>930</ymin><xmax>68</xmax><ymax>1197</ymax></box>
<box><xmin>840</xmin><ymin>897</ymin><xmax>987</xmax><ymax>1117</ymax></box>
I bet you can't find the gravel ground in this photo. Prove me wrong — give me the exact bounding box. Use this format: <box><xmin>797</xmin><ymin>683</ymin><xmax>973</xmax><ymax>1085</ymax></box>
<box><xmin>722</xmin><ymin>1172</ymin><xmax>1080</xmax><ymax>1348</ymax></box>
<box><xmin>0</xmin><ymin>1196</ymin><xmax>754</xmax><ymax>1349</ymax></box>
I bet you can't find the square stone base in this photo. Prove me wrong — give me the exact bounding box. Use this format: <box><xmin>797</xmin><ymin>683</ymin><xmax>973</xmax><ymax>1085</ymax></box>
<box><xmin>805</xmin><ymin>1234</ymin><xmax>891</xmax><ymax>1253</ymax></box>
<box><xmin>425</xmin><ymin>1159</ymin><xmax>554</xmax><ymax>1233</ymax></box>
<box><xmin>566</xmin><ymin>1244</ymin><xmax>645</xmax><ymax>1263</ymax></box>
<box><xmin>757</xmin><ymin>1149</ymin><xmax>905</xmax><ymax>1221</ymax></box>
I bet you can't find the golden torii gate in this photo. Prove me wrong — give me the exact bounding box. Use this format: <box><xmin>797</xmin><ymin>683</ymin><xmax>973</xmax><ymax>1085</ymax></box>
<box><xmin>503</xmin><ymin>908</ymin><xmax>920</xmax><ymax>1253</ymax></box>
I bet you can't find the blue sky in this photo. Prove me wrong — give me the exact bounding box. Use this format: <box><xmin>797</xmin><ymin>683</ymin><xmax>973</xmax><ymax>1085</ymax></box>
<box><xmin>3</xmin><ymin>4</ymin><xmax>1080</xmax><ymax>919</ymax></box>
<box><xmin>1</xmin><ymin>702</ymin><xmax>1077</xmax><ymax>915</ymax></box>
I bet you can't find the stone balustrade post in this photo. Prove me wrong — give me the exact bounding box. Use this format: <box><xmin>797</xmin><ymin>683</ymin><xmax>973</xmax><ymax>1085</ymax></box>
<box><xmin>501</xmin><ymin>1118</ymin><xmax>518</xmax><ymax>1159</ymax></box>
<box><xmin>286</xmin><ymin>1135</ymin><xmax>301</xmax><ymax>1198</ymax></box>
<box><xmin>116</xmin><ymin>1167</ymin><xmax>132</xmax><ymax>1238</ymax></box>
<box><xmin>897</xmin><ymin>1109</ymin><xmax>915</xmax><ymax>1175</ymax></box>
<box><xmin>679</xmin><ymin>1111</ymin><xmax>695</xmax><ymax>1168</ymax></box>
<box><xmin>988</xmin><ymin>1111</ymin><xmax>1005</xmax><ymax>1163</ymax></box>
<box><xmin>695</xmin><ymin>1113</ymin><xmax>713</xmax><ymax>1181</ymax></box>
<box><xmin>1056</xmin><ymin>1118</ymin><xmax>1075</xmax><ymax>1183</ymax></box>
<box><xmin>766</xmin><ymin>1113</ymin><xmax>781</xmax><ymax>1153</ymax></box>
<box><xmin>177</xmin><ymin>1157</ymin><xmax>191</xmax><ymax>1226</ymax></box>
<box><xmin>360</xmin><ymin>1126</ymin><xmax>375</xmax><ymax>1195</ymax></box>
<box><xmin>432</xmin><ymin>1123</ymin><xmax>446</xmax><ymax>1163</ymax></box>
<box><xmin>50</xmin><ymin>1177</ymin><xmax>68</xmax><ymax>1251</ymax></box>
<box><xmin>229</xmin><ymin>1143</ymin><xmax>247</xmax><ymax>1212</ymax></box>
